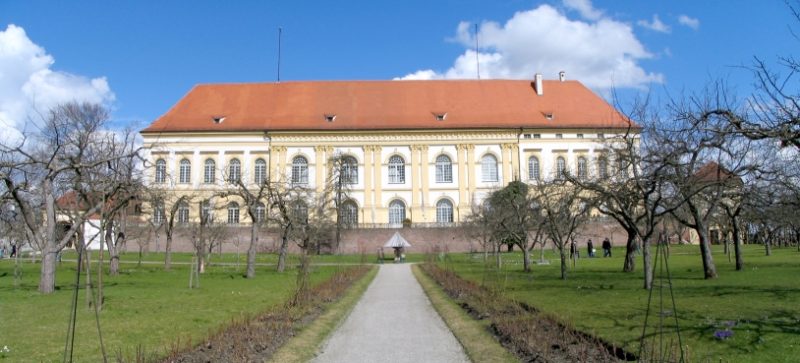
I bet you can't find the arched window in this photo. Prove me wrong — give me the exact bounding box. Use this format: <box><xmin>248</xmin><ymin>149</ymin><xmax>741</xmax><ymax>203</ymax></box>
<box><xmin>155</xmin><ymin>159</ymin><xmax>166</xmax><ymax>183</ymax></box>
<box><xmin>291</xmin><ymin>156</ymin><xmax>308</xmax><ymax>184</ymax></box>
<box><xmin>204</xmin><ymin>159</ymin><xmax>216</xmax><ymax>184</ymax></box>
<box><xmin>388</xmin><ymin>200</ymin><xmax>406</xmax><ymax>225</ymax></box>
<box><xmin>556</xmin><ymin>156</ymin><xmax>566</xmax><ymax>179</ymax></box>
<box><xmin>227</xmin><ymin>202</ymin><xmax>240</xmax><ymax>224</ymax></box>
<box><xmin>341</xmin><ymin>156</ymin><xmax>358</xmax><ymax>184</ymax></box>
<box><xmin>481</xmin><ymin>154</ymin><xmax>498</xmax><ymax>182</ymax></box>
<box><xmin>177</xmin><ymin>201</ymin><xmax>190</xmax><ymax>224</ymax></box>
<box><xmin>435</xmin><ymin>155</ymin><xmax>452</xmax><ymax>183</ymax></box>
<box><xmin>528</xmin><ymin>156</ymin><xmax>540</xmax><ymax>181</ymax></box>
<box><xmin>577</xmin><ymin>157</ymin><xmax>588</xmax><ymax>180</ymax></box>
<box><xmin>436</xmin><ymin>199</ymin><xmax>454</xmax><ymax>224</ymax></box>
<box><xmin>228</xmin><ymin>159</ymin><xmax>241</xmax><ymax>183</ymax></box>
<box><xmin>179</xmin><ymin>159</ymin><xmax>191</xmax><ymax>184</ymax></box>
<box><xmin>598</xmin><ymin>157</ymin><xmax>608</xmax><ymax>179</ymax></box>
<box><xmin>254</xmin><ymin>158</ymin><xmax>267</xmax><ymax>185</ymax></box>
<box><xmin>388</xmin><ymin>155</ymin><xmax>405</xmax><ymax>184</ymax></box>
<box><xmin>153</xmin><ymin>200</ymin><xmax>165</xmax><ymax>225</ymax></box>
<box><xmin>340</xmin><ymin>200</ymin><xmax>358</xmax><ymax>227</ymax></box>
<box><xmin>255</xmin><ymin>202</ymin><xmax>266</xmax><ymax>224</ymax></box>
<box><xmin>200</xmin><ymin>200</ymin><xmax>213</xmax><ymax>223</ymax></box>
<box><xmin>292</xmin><ymin>201</ymin><xmax>308</xmax><ymax>223</ymax></box>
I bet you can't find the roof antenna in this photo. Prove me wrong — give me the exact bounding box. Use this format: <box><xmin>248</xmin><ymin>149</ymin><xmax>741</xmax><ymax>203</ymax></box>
<box><xmin>475</xmin><ymin>23</ymin><xmax>480</xmax><ymax>80</ymax></box>
<box><xmin>277</xmin><ymin>27</ymin><xmax>282</xmax><ymax>83</ymax></box>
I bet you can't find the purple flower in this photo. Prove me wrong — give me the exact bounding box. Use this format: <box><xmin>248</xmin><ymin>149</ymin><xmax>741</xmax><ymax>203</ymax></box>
<box><xmin>714</xmin><ymin>330</ymin><xmax>734</xmax><ymax>340</ymax></box>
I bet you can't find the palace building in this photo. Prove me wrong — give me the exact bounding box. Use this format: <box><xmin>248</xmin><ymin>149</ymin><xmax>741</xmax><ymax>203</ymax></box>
<box><xmin>141</xmin><ymin>74</ymin><xmax>632</xmax><ymax>228</ymax></box>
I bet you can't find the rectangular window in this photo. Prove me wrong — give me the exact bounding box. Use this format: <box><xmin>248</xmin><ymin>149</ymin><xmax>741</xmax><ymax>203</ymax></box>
<box><xmin>533</xmin><ymin>134</ymin><xmax>541</xmax><ymax>139</ymax></box>
<box><xmin>597</xmin><ymin>133</ymin><xmax>605</xmax><ymax>139</ymax></box>
<box><xmin>577</xmin><ymin>134</ymin><xmax>584</xmax><ymax>139</ymax></box>
<box><xmin>556</xmin><ymin>134</ymin><xmax>563</xmax><ymax>139</ymax></box>
<box><xmin>523</xmin><ymin>134</ymin><xmax>531</xmax><ymax>139</ymax></box>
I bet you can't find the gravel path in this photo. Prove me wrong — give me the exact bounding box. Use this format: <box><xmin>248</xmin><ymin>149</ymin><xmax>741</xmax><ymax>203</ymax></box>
<box><xmin>311</xmin><ymin>263</ymin><xmax>470</xmax><ymax>363</ymax></box>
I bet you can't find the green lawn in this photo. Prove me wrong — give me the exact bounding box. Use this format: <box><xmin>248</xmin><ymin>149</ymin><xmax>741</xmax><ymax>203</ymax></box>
<box><xmin>0</xmin><ymin>257</ymin><xmax>350</xmax><ymax>362</ymax></box>
<box><xmin>439</xmin><ymin>244</ymin><xmax>800</xmax><ymax>363</ymax></box>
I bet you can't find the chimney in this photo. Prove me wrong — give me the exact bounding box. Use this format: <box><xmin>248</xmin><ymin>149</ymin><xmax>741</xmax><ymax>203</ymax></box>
<box><xmin>559</xmin><ymin>71</ymin><xmax>566</xmax><ymax>82</ymax></box>
<box><xmin>534</xmin><ymin>73</ymin><xmax>543</xmax><ymax>96</ymax></box>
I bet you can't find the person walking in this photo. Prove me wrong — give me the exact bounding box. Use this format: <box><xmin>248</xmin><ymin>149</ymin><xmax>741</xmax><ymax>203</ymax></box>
<box><xmin>587</xmin><ymin>239</ymin><xmax>595</xmax><ymax>257</ymax></box>
<box><xmin>602</xmin><ymin>238</ymin><xmax>612</xmax><ymax>257</ymax></box>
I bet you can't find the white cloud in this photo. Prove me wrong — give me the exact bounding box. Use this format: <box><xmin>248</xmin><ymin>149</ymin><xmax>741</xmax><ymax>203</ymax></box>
<box><xmin>678</xmin><ymin>15</ymin><xmax>700</xmax><ymax>30</ymax></box>
<box><xmin>396</xmin><ymin>4</ymin><xmax>663</xmax><ymax>90</ymax></box>
<box><xmin>637</xmin><ymin>14</ymin><xmax>671</xmax><ymax>33</ymax></box>
<box><xmin>562</xmin><ymin>0</ymin><xmax>603</xmax><ymax>21</ymax></box>
<box><xmin>0</xmin><ymin>24</ymin><xmax>114</xmax><ymax>142</ymax></box>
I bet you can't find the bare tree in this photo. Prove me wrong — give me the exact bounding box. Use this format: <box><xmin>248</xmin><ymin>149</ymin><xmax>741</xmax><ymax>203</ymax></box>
<box><xmin>326</xmin><ymin>154</ymin><xmax>356</xmax><ymax>253</ymax></box>
<box><xmin>0</xmin><ymin>102</ymin><xmax>142</xmax><ymax>293</ymax></box>
<box><xmin>286</xmin><ymin>189</ymin><xmax>335</xmax><ymax>305</ymax></box>
<box><xmin>534</xmin><ymin>181</ymin><xmax>590</xmax><ymax>280</ymax></box>
<box><xmin>218</xmin><ymin>158</ymin><xmax>269</xmax><ymax>278</ymax></box>
<box><xmin>485</xmin><ymin>181</ymin><xmax>547</xmax><ymax>272</ymax></box>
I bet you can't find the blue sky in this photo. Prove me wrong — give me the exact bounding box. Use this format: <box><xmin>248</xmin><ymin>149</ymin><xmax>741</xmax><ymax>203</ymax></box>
<box><xmin>0</xmin><ymin>0</ymin><xmax>794</xmax><ymax>135</ymax></box>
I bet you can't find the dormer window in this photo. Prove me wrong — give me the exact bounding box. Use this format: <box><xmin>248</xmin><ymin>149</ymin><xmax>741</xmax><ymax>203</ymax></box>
<box><xmin>544</xmin><ymin>112</ymin><xmax>554</xmax><ymax>120</ymax></box>
<box><xmin>324</xmin><ymin>114</ymin><xmax>336</xmax><ymax>122</ymax></box>
<box><xmin>212</xmin><ymin>116</ymin><xmax>226</xmax><ymax>124</ymax></box>
<box><xmin>433</xmin><ymin>112</ymin><xmax>447</xmax><ymax>121</ymax></box>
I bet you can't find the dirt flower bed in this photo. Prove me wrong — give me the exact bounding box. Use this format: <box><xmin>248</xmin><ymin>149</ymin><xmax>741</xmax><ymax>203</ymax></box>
<box><xmin>420</xmin><ymin>263</ymin><xmax>634</xmax><ymax>362</ymax></box>
<box><xmin>162</xmin><ymin>265</ymin><xmax>371</xmax><ymax>363</ymax></box>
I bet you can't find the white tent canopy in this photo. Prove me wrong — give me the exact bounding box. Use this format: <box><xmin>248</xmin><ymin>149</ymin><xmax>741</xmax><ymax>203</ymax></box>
<box><xmin>383</xmin><ymin>232</ymin><xmax>411</xmax><ymax>248</ymax></box>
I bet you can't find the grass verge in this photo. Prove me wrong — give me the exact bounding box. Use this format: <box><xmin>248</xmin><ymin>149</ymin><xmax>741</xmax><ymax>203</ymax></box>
<box><xmin>268</xmin><ymin>266</ymin><xmax>378</xmax><ymax>363</ymax></box>
<box><xmin>412</xmin><ymin>264</ymin><xmax>519</xmax><ymax>363</ymax></box>
<box><xmin>0</xmin><ymin>258</ymin><xmax>346</xmax><ymax>362</ymax></box>
<box><xmin>440</xmin><ymin>244</ymin><xmax>800</xmax><ymax>363</ymax></box>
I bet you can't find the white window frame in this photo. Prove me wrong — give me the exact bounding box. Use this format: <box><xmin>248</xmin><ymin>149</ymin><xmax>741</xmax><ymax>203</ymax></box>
<box><xmin>435</xmin><ymin>155</ymin><xmax>453</xmax><ymax>183</ymax></box>
<box><xmin>436</xmin><ymin>199</ymin><xmax>454</xmax><ymax>224</ymax></box>
<box><xmin>388</xmin><ymin>155</ymin><xmax>405</xmax><ymax>184</ymax></box>
<box><xmin>179</xmin><ymin>159</ymin><xmax>191</xmax><ymax>184</ymax></box>
<box><xmin>388</xmin><ymin>200</ymin><xmax>406</xmax><ymax>225</ymax></box>
<box><xmin>481</xmin><ymin>154</ymin><xmax>498</xmax><ymax>182</ymax></box>
<box><xmin>155</xmin><ymin>159</ymin><xmax>166</xmax><ymax>183</ymax></box>
<box><xmin>528</xmin><ymin>156</ymin><xmax>540</xmax><ymax>181</ymax></box>
<box><xmin>556</xmin><ymin>156</ymin><xmax>566</xmax><ymax>179</ymax></box>
<box><xmin>291</xmin><ymin>156</ymin><xmax>309</xmax><ymax>185</ymax></box>
<box><xmin>254</xmin><ymin>158</ymin><xmax>267</xmax><ymax>185</ymax></box>
<box><xmin>227</xmin><ymin>202</ymin><xmax>240</xmax><ymax>224</ymax></box>
<box><xmin>204</xmin><ymin>159</ymin><xmax>216</xmax><ymax>184</ymax></box>
<box><xmin>228</xmin><ymin>158</ymin><xmax>241</xmax><ymax>184</ymax></box>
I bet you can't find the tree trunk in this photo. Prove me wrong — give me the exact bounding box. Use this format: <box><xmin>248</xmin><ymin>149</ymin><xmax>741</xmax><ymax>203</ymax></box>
<box><xmin>39</xmin><ymin>177</ymin><xmax>57</xmax><ymax>294</ymax></box>
<box><xmin>642</xmin><ymin>238</ymin><xmax>653</xmax><ymax>290</ymax></box>
<box><xmin>559</xmin><ymin>245</ymin><xmax>568</xmax><ymax>280</ymax></box>
<box><xmin>495</xmin><ymin>243</ymin><xmax>502</xmax><ymax>269</ymax></box>
<box><xmin>522</xmin><ymin>246</ymin><xmax>531</xmax><ymax>272</ymax></box>
<box><xmin>277</xmin><ymin>234</ymin><xmax>289</xmax><ymax>273</ymax></box>
<box><xmin>696</xmin><ymin>227</ymin><xmax>718</xmax><ymax>279</ymax></box>
<box><xmin>246</xmin><ymin>223</ymin><xmax>258</xmax><ymax>278</ymax></box>
<box><xmin>164</xmin><ymin>230</ymin><xmax>173</xmax><ymax>271</ymax></box>
<box><xmin>732</xmin><ymin>221</ymin><xmax>744</xmax><ymax>271</ymax></box>
<box><xmin>106</xmin><ymin>223</ymin><xmax>120</xmax><ymax>276</ymax></box>
<box><xmin>623</xmin><ymin>229</ymin><xmax>637</xmax><ymax>272</ymax></box>
<box><xmin>39</xmin><ymin>246</ymin><xmax>58</xmax><ymax>293</ymax></box>
<box><xmin>765</xmin><ymin>237</ymin><xmax>771</xmax><ymax>256</ymax></box>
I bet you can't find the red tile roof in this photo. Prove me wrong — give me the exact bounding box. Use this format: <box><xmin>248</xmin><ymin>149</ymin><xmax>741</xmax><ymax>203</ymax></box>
<box><xmin>141</xmin><ymin>79</ymin><xmax>634</xmax><ymax>133</ymax></box>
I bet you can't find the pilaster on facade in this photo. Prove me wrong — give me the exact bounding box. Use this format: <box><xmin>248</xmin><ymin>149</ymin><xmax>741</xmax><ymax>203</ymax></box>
<box><xmin>362</xmin><ymin>145</ymin><xmax>374</xmax><ymax>217</ymax></box>
<box><xmin>371</xmin><ymin>145</ymin><xmax>383</xmax><ymax>224</ymax></box>
<box><xmin>314</xmin><ymin>145</ymin><xmax>328</xmax><ymax>193</ymax></box>
<box><xmin>465</xmin><ymin>144</ymin><xmax>476</xmax><ymax>209</ymax></box>
<box><xmin>269</xmin><ymin>146</ymin><xmax>287</xmax><ymax>182</ymax></box>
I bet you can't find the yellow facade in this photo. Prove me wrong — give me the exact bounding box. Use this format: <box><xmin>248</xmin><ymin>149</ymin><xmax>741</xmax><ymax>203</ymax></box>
<box><xmin>143</xmin><ymin>128</ymin><xmax>622</xmax><ymax>226</ymax></box>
